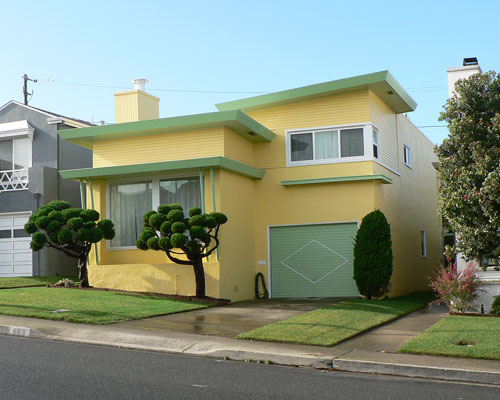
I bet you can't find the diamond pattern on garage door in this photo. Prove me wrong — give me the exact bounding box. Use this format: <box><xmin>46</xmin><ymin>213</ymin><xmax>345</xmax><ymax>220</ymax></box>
<box><xmin>270</xmin><ymin>223</ymin><xmax>358</xmax><ymax>298</ymax></box>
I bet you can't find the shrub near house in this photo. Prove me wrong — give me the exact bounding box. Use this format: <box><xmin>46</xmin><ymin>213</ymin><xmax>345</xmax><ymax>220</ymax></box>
<box><xmin>136</xmin><ymin>203</ymin><xmax>227</xmax><ymax>298</ymax></box>
<box><xmin>25</xmin><ymin>200</ymin><xmax>115</xmax><ymax>287</ymax></box>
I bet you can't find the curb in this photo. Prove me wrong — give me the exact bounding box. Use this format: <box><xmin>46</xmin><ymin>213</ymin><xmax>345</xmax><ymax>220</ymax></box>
<box><xmin>332</xmin><ymin>359</ymin><xmax>500</xmax><ymax>386</ymax></box>
<box><xmin>1</xmin><ymin>323</ymin><xmax>499</xmax><ymax>386</ymax></box>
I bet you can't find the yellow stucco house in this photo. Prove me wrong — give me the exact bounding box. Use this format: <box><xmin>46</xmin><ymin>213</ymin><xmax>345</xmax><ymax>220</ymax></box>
<box><xmin>59</xmin><ymin>72</ymin><xmax>440</xmax><ymax>301</ymax></box>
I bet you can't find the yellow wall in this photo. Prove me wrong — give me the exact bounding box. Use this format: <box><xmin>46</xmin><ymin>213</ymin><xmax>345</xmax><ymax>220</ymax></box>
<box><xmin>373</xmin><ymin>115</ymin><xmax>441</xmax><ymax>296</ymax></box>
<box><xmin>248</xmin><ymin>90</ymin><xmax>370</xmax><ymax>169</ymax></box>
<box><xmin>369</xmin><ymin>90</ymin><xmax>399</xmax><ymax>172</ymax></box>
<box><xmin>115</xmin><ymin>90</ymin><xmax>160</xmax><ymax>123</ymax></box>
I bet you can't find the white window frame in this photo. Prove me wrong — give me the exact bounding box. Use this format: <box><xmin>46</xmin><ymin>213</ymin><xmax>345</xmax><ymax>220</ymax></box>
<box><xmin>372</xmin><ymin>127</ymin><xmax>379</xmax><ymax>159</ymax></box>
<box><xmin>106</xmin><ymin>173</ymin><xmax>200</xmax><ymax>250</ymax></box>
<box><xmin>421</xmin><ymin>230</ymin><xmax>427</xmax><ymax>257</ymax></box>
<box><xmin>404</xmin><ymin>145</ymin><xmax>412</xmax><ymax>168</ymax></box>
<box><xmin>285</xmin><ymin>122</ymin><xmax>377</xmax><ymax>167</ymax></box>
<box><xmin>0</xmin><ymin>120</ymin><xmax>34</xmax><ymax>172</ymax></box>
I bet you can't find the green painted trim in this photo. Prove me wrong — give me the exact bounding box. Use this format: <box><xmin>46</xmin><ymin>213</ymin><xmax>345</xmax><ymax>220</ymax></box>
<box><xmin>59</xmin><ymin>157</ymin><xmax>265</xmax><ymax>180</ymax></box>
<box><xmin>199</xmin><ymin>169</ymin><xmax>205</xmax><ymax>214</ymax></box>
<box><xmin>216</xmin><ymin>71</ymin><xmax>417</xmax><ymax>114</ymax></box>
<box><xmin>79</xmin><ymin>179</ymin><xmax>86</xmax><ymax>210</ymax></box>
<box><xmin>88</xmin><ymin>178</ymin><xmax>99</xmax><ymax>265</ymax></box>
<box><xmin>58</xmin><ymin>110</ymin><xmax>274</xmax><ymax>149</ymax></box>
<box><xmin>281</xmin><ymin>174</ymin><xmax>393</xmax><ymax>186</ymax></box>
<box><xmin>209</xmin><ymin>168</ymin><xmax>216</xmax><ymax>212</ymax></box>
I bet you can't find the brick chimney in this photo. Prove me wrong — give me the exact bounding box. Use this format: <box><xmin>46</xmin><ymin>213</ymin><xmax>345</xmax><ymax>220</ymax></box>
<box><xmin>114</xmin><ymin>78</ymin><xmax>160</xmax><ymax>123</ymax></box>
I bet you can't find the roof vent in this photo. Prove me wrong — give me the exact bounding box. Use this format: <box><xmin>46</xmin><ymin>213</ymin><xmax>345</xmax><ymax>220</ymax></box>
<box><xmin>463</xmin><ymin>57</ymin><xmax>478</xmax><ymax>66</ymax></box>
<box><xmin>132</xmin><ymin>78</ymin><xmax>149</xmax><ymax>92</ymax></box>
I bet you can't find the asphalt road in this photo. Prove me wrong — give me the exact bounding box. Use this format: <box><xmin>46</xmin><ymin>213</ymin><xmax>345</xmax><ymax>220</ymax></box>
<box><xmin>0</xmin><ymin>335</ymin><xmax>498</xmax><ymax>399</ymax></box>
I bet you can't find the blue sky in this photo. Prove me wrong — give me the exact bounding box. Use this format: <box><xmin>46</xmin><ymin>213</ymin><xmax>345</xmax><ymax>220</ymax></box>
<box><xmin>1</xmin><ymin>0</ymin><xmax>499</xmax><ymax>144</ymax></box>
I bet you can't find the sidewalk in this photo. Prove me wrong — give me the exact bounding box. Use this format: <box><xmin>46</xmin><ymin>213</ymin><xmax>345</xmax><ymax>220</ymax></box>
<box><xmin>0</xmin><ymin>306</ymin><xmax>499</xmax><ymax>386</ymax></box>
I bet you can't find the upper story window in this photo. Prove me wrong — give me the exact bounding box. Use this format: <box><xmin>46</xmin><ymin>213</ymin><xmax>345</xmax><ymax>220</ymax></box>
<box><xmin>404</xmin><ymin>145</ymin><xmax>411</xmax><ymax>168</ymax></box>
<box><xmin>288</xmin><ymin>125</ymin><xmax>370</xmax><ymax>166</ymax></box>
<box><xmin>0</xmin><ymin>138</ymin><xmax>31</xmax><ymax>171</ymax></box>
<box><xmin>0</xmin><ymin>120</ymin><xmax>33</xmax><ymax>192</ymax></box>
<box><xmin>372</xmin><ymin>127</ymin><xmax>379</xmax><ymax>159</ymax></box>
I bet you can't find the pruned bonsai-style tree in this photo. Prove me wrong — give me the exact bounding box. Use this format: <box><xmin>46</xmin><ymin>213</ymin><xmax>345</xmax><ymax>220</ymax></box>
<box><xmin>136</xmin><ymin>204</ymin><xmax>227</xmax><ymax>298</ymax></box>
<box><xmin>24</xmin><ymin>200</ymin><xmax>115</xmax><ymax>287</ymax></box>
<box><xmin>353</xmin><ymin>210</ymin><xmax>393</xmax><ymax>299</ymax></box>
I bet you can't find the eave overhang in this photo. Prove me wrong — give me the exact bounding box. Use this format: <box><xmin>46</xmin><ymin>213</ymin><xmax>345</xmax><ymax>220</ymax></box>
<box><xmin>281</xmin><ymin>174</ymin><xmax>392</xmax><ymax>186</ymax></box>
<box><xmin>59</xmin><ymin>157</ymin><xmax>265</xmax><ymax>181</ymax></box>
<box><xmin>216</xmin><ymin>71</ymin><xmax>417</xmax><ymax>114</ymax></box>
<box><xmin>58</xmin><ymin>110</ymin><xmax>275</xmax><ymax>149</ymax></box>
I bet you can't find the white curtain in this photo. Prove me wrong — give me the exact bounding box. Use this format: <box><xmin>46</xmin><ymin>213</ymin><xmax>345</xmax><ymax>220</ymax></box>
<box><xmin>110</xmin><ymin>181</ymin><xmax>152</xmax><ymax>247</ymax></box>
<box><xmin>315</xmin><ymin>130</ymin><xmax>339</xmax><ymax>159</ymax></box>
<box><xmin>160</xmin><ymin>177</ymin><xmax>201</xmax><ymax>214</ymax></box>
<box><xmin>14</xmin><ymin>138</ymin><xmax>30</xmax><ymax>169</ymax></box>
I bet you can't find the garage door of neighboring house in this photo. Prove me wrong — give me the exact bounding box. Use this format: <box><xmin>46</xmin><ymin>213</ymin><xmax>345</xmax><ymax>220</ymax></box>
<box><xmin>269</xmin><ymin>222</ymin><xmax>359</xmax><ymax>298</ymax></box>
<box><xmin>0</xmin><ymin>212</ymin><xmax>32</xmax><ymax>277</ymax></box>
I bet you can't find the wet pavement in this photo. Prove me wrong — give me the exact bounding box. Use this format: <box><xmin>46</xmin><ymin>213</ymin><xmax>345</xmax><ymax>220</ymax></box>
<box><xmin>114</xmin><ymin>297</ymin><xmax>347</xmax><ymax>337</ymax></box>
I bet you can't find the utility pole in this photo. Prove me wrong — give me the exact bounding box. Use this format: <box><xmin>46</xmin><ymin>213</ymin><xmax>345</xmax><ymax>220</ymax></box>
<box><xmin>22</xmin><ymin>74</ymin><xmax>37</xmax><ymax>105</ymax></box>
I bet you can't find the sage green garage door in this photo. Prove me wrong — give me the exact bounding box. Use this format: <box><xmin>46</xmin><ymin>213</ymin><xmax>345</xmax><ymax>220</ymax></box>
<box><xmin>270</xmin><ymin>223</ymin><xmax>359</xmax><ymax>298</ymax></box>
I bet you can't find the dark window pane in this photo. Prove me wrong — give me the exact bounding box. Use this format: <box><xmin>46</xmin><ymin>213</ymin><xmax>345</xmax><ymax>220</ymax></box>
<box><xmin>373</xmin><ymin>144</ymin><xmax>378</xmax><ymax>158</ymax></box>
<box><xmin>14</xmin><ymin>229</ymin><xmax>30</xmax><ymax>238</ymax></box>
<box><xmin>341</xmin><ymin>128</ymin><xmax>364</xmax><ymax>157</ymax></box>
<box><xmin>0</xmin><ymin>230</ymin><xmax>11</xmax><ymax>239</ymax></box>
<box><xmin>0</xmin><ymin>140</ymin><xmax>13</xmax><ymax>171</ymax></box>
<box><xmin>290</xmin><ymin>133</ymin><xmax>313</xmax><ymax>161</ymax></box>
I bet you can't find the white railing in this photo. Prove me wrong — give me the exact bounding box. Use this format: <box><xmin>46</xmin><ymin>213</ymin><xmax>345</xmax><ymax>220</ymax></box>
<box><xmin>0</xmin><ymin>169</ymin><xmax>29</xmax><ymax>192</ymax></box>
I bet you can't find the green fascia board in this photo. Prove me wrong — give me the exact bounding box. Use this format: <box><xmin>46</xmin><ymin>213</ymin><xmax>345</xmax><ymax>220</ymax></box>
<box><xmin>281</xmin><ymin>174</ymin><xmax>392</xmax><ymax>186</ymax></box>
<box><xmin>216</xmin><ymin>71</ymin><xmax>417</xmax><ymax>114</ymax></box>
<box><xmin>58</xmin><ymin>110</ymin><xmax>275</xmax><ymax>149</ymax></box>
<box><xmin>59</xmin><ymin>156</ymin><xmax>265</xmax><ymax>180</ymax></box>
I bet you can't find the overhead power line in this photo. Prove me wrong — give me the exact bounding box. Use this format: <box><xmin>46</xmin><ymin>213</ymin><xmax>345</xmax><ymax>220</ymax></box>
<box><xmin>416</xmin><ymin>125</ymin><xmax>448</xmax><ymax>128</ymax></box>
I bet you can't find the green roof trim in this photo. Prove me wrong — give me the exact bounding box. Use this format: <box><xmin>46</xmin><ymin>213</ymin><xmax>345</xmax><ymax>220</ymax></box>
<box><xmin>58</xmin><ymin>110</ymin><xmax>275</xmax><ymax>149</ymax></box>
<box><xmin>281</xmin><ymin>174</ymin><xmax>392</xmax><ymax>186</ymax></box>
<box><xmin>59</xmin><ymin>157</ymin><xmax>265</xmax><ymax>180</ymax></box>
<box><xmin>216</xmin><ymin>71</ymin><xmax>417</xmax><ymax>114</ymax></box>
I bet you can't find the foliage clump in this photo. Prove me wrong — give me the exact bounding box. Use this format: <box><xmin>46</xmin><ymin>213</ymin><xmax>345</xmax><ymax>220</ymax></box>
<box><xmin>491</xmin><ymin>296</ymin><xmax>500</xmax><ymax>316</ymax></box>
<box><xmin>353</xmin><ymin>210</ymin><xmax>393</xmax><ymax>299</ymax></box>
<box><xmin>25</xmin><ymin>200</ymin><xmax>115</xmax><ymax>287</ymax></box>
<box><xmin>429</xmin><ymin>261</ymin><xmax>481</xmax><ymax>313</ymax></box>
<box><xmin>436</xmin><ymin>71</ymin><xmax>500</xmax><ymax>265</ymax></box>
<box><xmin>136</xmin><ymin>203</ymin><xmax>227</xmax><ymax>298</ymax></box>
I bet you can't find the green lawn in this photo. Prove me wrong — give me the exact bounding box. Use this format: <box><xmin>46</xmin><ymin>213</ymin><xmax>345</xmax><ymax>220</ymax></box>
<box><xmin>0</xmin><ymin>276</ymin><xmax>76</xmax><ymax>289</ymax></box>
<box><xmin>399</xmin><ymin>315</ymin><xmax>500</xmax><ymax>360</ymax></box>
<box><xmin>0</xmin><ymin>287</ymin><xmax>212</xmax><ymax>324</ymax></box>
<box><xmin>237</xmin><ymin>292</ymin><xmax>434</xmax><ymax>347</ymax></box>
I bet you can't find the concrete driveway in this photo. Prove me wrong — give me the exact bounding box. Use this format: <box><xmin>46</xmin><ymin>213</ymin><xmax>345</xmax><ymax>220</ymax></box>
<box><xmin>115</xmin><ymin>297</ymin><xmax>347</xmax><ymax>338</ymax></box>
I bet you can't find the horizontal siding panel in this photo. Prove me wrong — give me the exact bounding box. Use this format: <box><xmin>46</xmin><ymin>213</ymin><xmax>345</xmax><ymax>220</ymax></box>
<box><xmin>270</xmin><ymin>223</ymin><xmax>359</xmax><ymax>298</ymax></box>
<box><xmin>93</xmin><ymin>128</ymin><xmax>225</xmax><ymax>167</ymax></box>
<box><xmin>223</xmin><ymin>127</ymin><xmax>254</xmax><ymax>166</ymax></box>
<box><xmin>370</xmin><ymin>91</ymin><xmax>399</xmax><ymax>172</ymax></box>
<box><xmin>249</xmin><ymin>90</ymin><xmax>370</xmax><ymax>169</ymax></box>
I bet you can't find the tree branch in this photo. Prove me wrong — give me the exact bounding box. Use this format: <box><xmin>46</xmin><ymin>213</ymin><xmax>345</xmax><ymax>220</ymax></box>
<box><xmin>165</xmin><ymin>250</ymin><xmax>192</xmax><ymax>265</ymax></box>
<box><xmin>46</xmin><ymin>242</ymin><xmax>81</xmax><ymax>259</ymax></box>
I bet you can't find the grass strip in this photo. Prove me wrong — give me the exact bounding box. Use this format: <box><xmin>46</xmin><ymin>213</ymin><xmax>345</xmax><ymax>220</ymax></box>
<box><xmin>237</xmin><ymin>291</ymin><xmax>433</xmax><ymax>347</ymax></box>
<box><xmin>0</xmin><ymin>287</ymin><xmax>211</xmax><ymax>324</ymax></box>
<box><xmin>0</xmin><ymin>276</ymin><xmax>77</xmax><ymax>289</ymax></box>
<box><xmin>399</xmin><ymin>315</ymin><xmax>500</xmax><ymax>360</ymax></box>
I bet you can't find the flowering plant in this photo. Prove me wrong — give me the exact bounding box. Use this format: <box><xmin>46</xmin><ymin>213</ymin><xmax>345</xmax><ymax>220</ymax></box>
<box><xmin>429</xmin><ymin>260</ymin><xmax>482</xmax><ymax>313</ymax></box>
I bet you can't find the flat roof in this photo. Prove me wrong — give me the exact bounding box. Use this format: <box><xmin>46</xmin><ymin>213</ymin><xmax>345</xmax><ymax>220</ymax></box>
<box><xmin>216</xmin><ymin>71</ymin><xmax>417</xmax><ymax>114</ymax></box>
<box><xmin>58</xmin><ymin>109</ymin><xmax>275</xmax><ymax>149</ymax></box>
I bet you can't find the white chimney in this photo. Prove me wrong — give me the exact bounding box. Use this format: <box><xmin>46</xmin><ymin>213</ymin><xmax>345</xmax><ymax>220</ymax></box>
<box><xmin>447</xmin><ymin>58</ymin><xmax>481</xmax><ymax>98</ymax></box>
<box><xmin>132</xmin><ymin>78</ymin><xmax>149</xmax><ymax>92</ymax></box>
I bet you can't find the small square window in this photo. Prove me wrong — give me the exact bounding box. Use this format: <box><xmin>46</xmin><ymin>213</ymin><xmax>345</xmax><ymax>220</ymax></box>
<box><xmin>421</xmin><ymin>231</ymin><xmax>427</xmax><ymax>257</ymax></box>
<box><xmin>404</xmin><ymin>145</ymin><xmax>411</xmax><ymax>167</ymax></box>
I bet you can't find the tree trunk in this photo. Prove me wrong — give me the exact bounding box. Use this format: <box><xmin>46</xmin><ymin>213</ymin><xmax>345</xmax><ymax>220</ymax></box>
<box><xmin>78</xmin><ymin>256</ymin><xmax>89</xmax><ymax>288</ymax></box>
<box><xmin>192</xmin><ymin>258</ymin><xmax>206</xmax><ymax>298</ymax></box>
